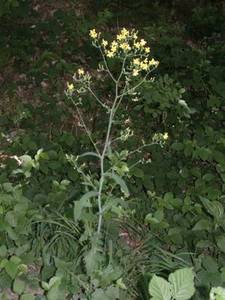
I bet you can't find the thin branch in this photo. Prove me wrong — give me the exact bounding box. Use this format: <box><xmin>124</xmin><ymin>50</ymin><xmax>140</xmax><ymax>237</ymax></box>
<box><xmin>129</xmin><ymin>159</ymin><xmax>142</xmax><ymax>170</ymax></box>
<box><xmin>119</xmin><ymin>66</ymin><xmax>158</xmax><ymax>98</ymax></box>
<box><xmin>99</xmin><ymin>46</ymin><xmax>117</xmax><ymax>83</ymax></box>
<box><xmin>69</xmin><ymin>97</ymin><xmax>100</xmax><ymax>156</ymax></box>
<box><xmin>88</xmin><ymin>86</ymin><xmax>109</xmax><ymax>110</ymax></box>
<box><xmin>117</xmin><ymin>56</ymin><xmax>127</xmax><ymax>83</ymax></box>
<box><xmin>128</xmin><ymin>142</ymin><xmax>157</xmax><ymax>156</ymax></box>
<box><xmin>114</xmin><ymin>81</ymin><xmax>128</xmax><ymax>113</ymax></box>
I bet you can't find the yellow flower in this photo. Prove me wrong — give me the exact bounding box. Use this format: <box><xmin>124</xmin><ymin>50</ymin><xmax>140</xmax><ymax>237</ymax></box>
<box><xmin>78</xmin><ymin>68</ymin><xmax>84</xmax><ymax>76</ymax></box>
<box><xmin>134</xmin><ymin>42</ymin><xmax>141</xmax><ymax>49</ymax></box>
<box><xmin>111</xmin><ymin>41</ymin><xmax>118</xmax><ymax>47</ymax></box>
<box><xmin>111</xmin><ymin>47</ymin><xmax>116</xmax><ymax>53</ymax></box>
<box><xmin>102</xmin><ymin>39</ymin><xmax>108</xmax><ymax>47</ymax></box>
<box><xmin>110</xmin><ymin>41</ymin><xmax>118</xmax><ymax>53</ymax></box>
<box><xmin>140</xmin><ymin>39</ymin><xmax>147</xmax><ymax>47</ymax></box>
<box><xmin>89</xmin><ymin>29</ymin><xmax>98</xmax><ymax>39</ymax></box>
<box><xmin>116</xmin><ymin>34</ymin><xmax>123</xmax><ymax>41</ymax></box>
<box><xmin>120</xmin><ymin>42</ymin><xmax>131</xmax><ymax>51</ymax></box>
<box><xmin>132</xmin><ymin>69</ymin><xmax>139</xmax><ymax>76</ymax></box>
<box><xmin>117</xmin><ymin>34</ymin><xmax>127</xmax><ymax>41</ymax></box>
<box><xmin>107</xmin><ymin>51</ymin><xmax>114</xmax><ymax>58</ymax></box>
<box><xmin>140</xmin><ymin>62</ymin><xmax>148</xmax><ymax>70</ymax></box>
<box><xmin>163</xmin><ymin>132</ymin><xmax>169</xmax><ymax>140</ymax></box>
<box><xmin>67</xmin><ymin>83</ymin><xmax>74</xmax><ymax>92</ymax></box>
<box><xmin>121</xmin><ymin>28</ymin><xmax>129</xmax><ymax>37</ymax></box>
<box><xmin>133</xmin><ymin>58</ymin><xmax>140</xmax><ymax>65</ymax></box>
<box><xmin>149</xmin><ymin>58</ymin><xmax>159</xmax><ymax>66</ymax></box>
<box><xmin>116</xmin><ymin>28</ymin><xmax>129</xmax><ymax>41</ymax></box>
<box><xmin>145</xmin><ymin>47</ymin><xmax>150</xmax><ymax>53</ymax></box>
<box><xmin>133</xmin><ymin>32</ymin><xmax>138</xmax><ymax>39</ymax></box>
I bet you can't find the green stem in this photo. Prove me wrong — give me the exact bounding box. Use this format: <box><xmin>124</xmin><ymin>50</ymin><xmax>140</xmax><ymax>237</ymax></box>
<box><xmin>69</xmin><ymin>97</ymin><xmax>100</xmax><ymax>156</ymax></box>
<box><xmin>97</xmin><ymin>84</ymin><xmax>119</xmax><ymax>234</ymax></box>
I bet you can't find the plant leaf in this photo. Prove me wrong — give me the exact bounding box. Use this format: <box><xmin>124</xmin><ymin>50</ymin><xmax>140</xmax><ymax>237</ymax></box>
<box><xmin>149</xmin><ymin>275</ymin><xmax>172</xmax><ymax>300</ymax></box>
<box><xmin>20</xmin><ymin>295</ymin><xmax>35</xmax><ymax>300</ymax></box>
<box><xmin>79</xmin><ymin>152</ymin><xmax>100</xmax><ymax>159</ymax></box>
<box><xmin>105</xmin><ymin>172</ymin><xmax>129</xmax><ymax>196</ymax></box>
<box><xmin>13</xmin><ymin>278</ymin><xmax>26</xmax><ymax>295</ymax></box>
<box><xmin>74</xmin><ymin>191</ymin><xmax>98</xmax><ymax>221</ymax></box>
<box><xmin>216</xmin><ymin>236</ymin><xmax>225</xmax><ymax>254</ymax></box>
<box><xmin>200</xmin><ymin>197</ymin><xmax>224</xmax><ymax>220</ymax></box>
<box><xmin>169</xmin><ymin>268</ymin><xmax>195</xmax><ymax>300</ymax></box>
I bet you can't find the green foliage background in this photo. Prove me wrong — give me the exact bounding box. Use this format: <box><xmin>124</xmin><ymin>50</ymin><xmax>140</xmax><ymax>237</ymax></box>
<box><xmin>0</xmin><ymin>0</ymin><xmax>225</xmax><ymax>299</ymax></box>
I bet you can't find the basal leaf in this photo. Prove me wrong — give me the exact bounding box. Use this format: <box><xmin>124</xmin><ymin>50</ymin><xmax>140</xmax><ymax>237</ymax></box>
<box><xmin>20</xmin><ymin>295</ymin><xmax>36</xmax><ymax>300</ymax></box>
<box><xmin>74</xmin><ymin>191</ymin><xmax>98</xmax><ymax>221</ymax></box>
<box><xmin>149</xmin><ymin>275</ymin><xmax>172</xmax><ymax>300</ymax></box>
<box><xmin>216</xmin><ymin>236</ymin><xmax>225</xmax><ymax>254</ymax></box>
<box><xmin>13</xmin><ymin>278</ymin><xmax>26</xmax><ymax>295</ymax></box>
<box><xmin>200</xmin><ymin>197</ymin><xmax>224</xmax><ymax>220</ymax></box>
<box><xmin>169</xmin><ymin>268</ymin><xmax>195</xmax><ymax>300</ymax></box>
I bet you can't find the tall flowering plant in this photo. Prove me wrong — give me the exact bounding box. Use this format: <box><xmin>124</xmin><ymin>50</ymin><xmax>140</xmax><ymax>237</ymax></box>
<box><xmin>66</xmin><ymin>28</ymin><xmax>161</xmax><ymax>236</ymax></box>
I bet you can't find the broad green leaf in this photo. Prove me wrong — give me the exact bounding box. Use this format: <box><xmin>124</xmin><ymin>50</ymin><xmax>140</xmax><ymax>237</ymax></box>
<box><xmin>169</xmin><ymin>268</ymin><xmax>195</xmax><ymax>300</ymax></box>
<box><xmin>92</xmin><ymin>286</ymin><xmax>119</xmax><ymax>300</ymax></box>
<box><xmin>84</xmin><ymin>247</ymin><xmax>99</xmax><ymax>275</ymax></box>
<box><xmin>210</xmin><ymin>287</ymin><xmax>225</xmax><ymax>300</ymax></box>
<box><xmin>0</xmin><ymin>258</ymin><xmax>8</xmax><ymax>268</ymax></box>
<box><xmin>149</xmin><ymin>275</ymin><xmax>172</xmax><ymax>300</ymax></box>
<box><xmin>48</xmin><ymin>276</ymin><xmax>62</xmax><ymax>288</ymax></box>
<box><xmin>2</xmin><ymin>182</ymin><xmax>13</xmax><ymax>192</ymax></box>
<box><xmin>13</xmin><ymin>278</ymin><xmax>26</xmax><ymax>295</ymax></box>
<box><xmin>79</xmin><ymin>190</ymin><xmax>99</xmax><ymax>203</ymax></box>
<box><xmin>5</xmin><ymin>261</ymin><xmax>18</xmax><ymax>279</ymax></box>
<box><xmin>145</xmin><ymin>213</ymin><xmax>160</xmax><ymax>224</ymax></box>
<box><xmin>92</xmin><ymin>289</ymin><xmax>107</xmax><ymax>300</ymax></box>
<box><xmin>46</xmin><ymin>276</ymin><xmax>65</xmax><ymax>300</ymax></box>
<box><xmin>10</xmin><ymin>256</ymin><xmax>22</xmax><ymax>265</ymax></box>
<box><xmin>200</xmin><ymin>197</ymin><xmax>224</xmax><ymax>220</ymax></box>
<box><xmin>47</xmin><ymin>285</ymin><xmax>62</xmax><ymax>300</ymax></box>
<box><xmin>216</xmin><ymin>236</ymin><xmax>225</xmax><ymax>253</ymax></box>
<box><xmin>20</xmin><ymin>295</ymin><xmax>36</xmax><ymax>300</ymax></box>
<box><xmin>0</xmin><ymin>245</ymin><xmax>7</xmax><ymax>257</ymax></box>
<box><xmin>42</xmin><ymin>281</ymin><xmax>50</xmax><ymax>291</ymax></box>
<box><xmin>20</xmin><ymin>155</ymin><xmax>35</xmax><ymax>170</ymax></box>
<box><xmin>5</xmin><ymin>211</ymin><xmax>17</xmax><ymax>227</ymax></box>
<box><xmin>105</xmin><ymin>286</ymin><xmax>120</xmax><ymax>299</ymax></box>
<box><xmin>74</xmin><ymin>191</ymin><xmax>98</xmax><ymax>221</ymax></box>
<box><xmin>202</xmin><ymin>256</ymin><xmax>218</xmax><ymax>273</ymax></box>
<box><xmin>105</xmin><ymin>172</ymin><xmax>129</xmax><ymax>196</ymax></box>
<box><xmin>196</xmin><ymin>240</ymin><xmax>214</xmax><ymax>248</ymax></box>
<box><xmin>192</xmin><ymin>219</ymin><xmax>211</xmax><ymax>231</ymax></box>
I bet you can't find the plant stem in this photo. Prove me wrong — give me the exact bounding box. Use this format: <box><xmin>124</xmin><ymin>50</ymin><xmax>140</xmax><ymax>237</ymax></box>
<box><xmin>88</xmin><ymin>86</ymin><xmax>109</xmax><ymax>110</ymax></box>
<box><xmin>70</xmin><ymin>97</ymin><xmax>100</xmax><ymax>156</ymax></box>
<box><xmin>97</xmin><ymin>83</ymin><xmax>119</xmax><ymax>234</ymax></box>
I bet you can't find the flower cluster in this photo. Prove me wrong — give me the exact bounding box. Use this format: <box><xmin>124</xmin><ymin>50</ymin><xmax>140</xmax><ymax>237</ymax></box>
<box><xmin>66</xmin><ymin>68</ymin><xmax>91</xmax><ymax>96</ymax></box>
<box><xmin>119</xmin><ymin>127</ymin><xmax>134</xmax><ymax>142</ymax></box>
<box><xmin>152</xmin><ymin>132</ymin><xmax>169</xmax><ymax>146</ymax></box>
<box><xmin>66</xmin><ymin>27</ymin><xmax>159</xmax><ymax>97</ymax></box>
<box><xmin>89</xmin><ymin>27</ymin><xmax>159</xmax><ymax>77</ymax></box>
